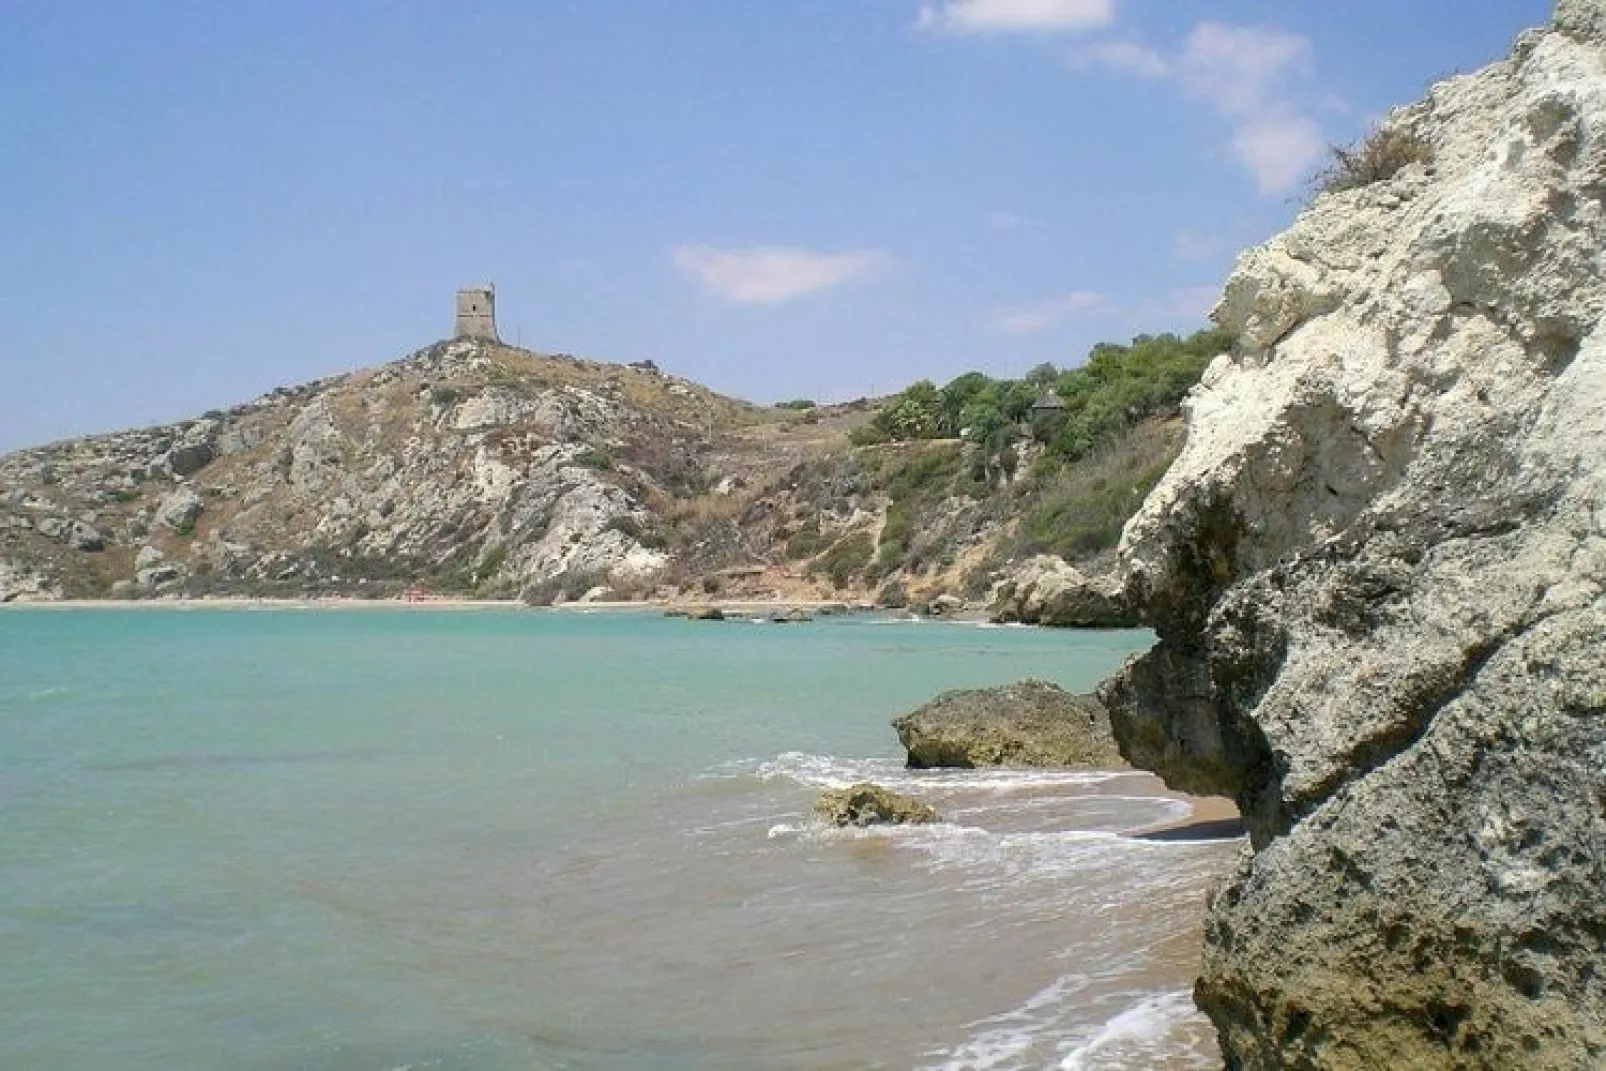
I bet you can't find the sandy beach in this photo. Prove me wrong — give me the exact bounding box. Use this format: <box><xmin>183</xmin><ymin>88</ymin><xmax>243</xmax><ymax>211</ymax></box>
<box><xmin>1135</xmin><ymin>793</ymin><xmax>1244</xmax><ymax>841</ymax></box>
<box><xmin>0</xmin><ymin>596</ymin><xmax>529</xmax><ymax>612</ymax></box>
<box><xmin>0</xmin><ymin>595</ymin><xmax>895</xmax><ymax>615</ymax></box>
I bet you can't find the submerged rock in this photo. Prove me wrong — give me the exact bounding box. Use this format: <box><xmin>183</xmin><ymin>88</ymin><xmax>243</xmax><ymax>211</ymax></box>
<box><xmin>893</xmin><ymin>679</ymin><xmax>1123</xmax><ymax>769</ymax></box>
<box><xmin>988</xmin><ymin>556</ymin><xmax>1135</xmax><ymax>628</ymax></box>
<box><xmin>813</xmin><ymin>783</ymin><xmax>938</xmax><ymax>826</ymax></box>
<box><xmin>1102</xmin><ymin>4</ymin><xmax>1606</xmax><ymax>1065</ymax></box>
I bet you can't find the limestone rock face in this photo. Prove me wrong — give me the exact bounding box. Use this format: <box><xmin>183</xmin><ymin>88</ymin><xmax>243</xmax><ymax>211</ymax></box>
<box><xmin>813</xmin><ymin>783</ymin><xmax>939</xmax><ymax>827</ymax></box>
<box><xmin>893</xmin><ymin>679</ymin><xmax>1124</xmax><ymax>769</ymax></box>
<box><xmin>1102</xmin><ymin>6</ymin><xmax>1606</xmax><ymax>1066</ymax></box>
<box><xmin>37</xmin><ymin>516</ymin><xmax>104</xmax><ymax>552</ymax></box>
<box><xmin>0</xmin><ymin>559</ymin><xmax>61</xmax><ymax>602</ymax></box>
<box><xmin>156</xmin><ymin>486</ymin><xmax>204</xmax><ymax>532</ymax></box>
<box><xmin>0</xmin><ymin>339</ymin><xmax>733</xmax><ymax>599</ymax></box>
<box><xmin>988</xmin><ymin>556</ymin><xmax>1136</xmax><ymax>628</ymax></box>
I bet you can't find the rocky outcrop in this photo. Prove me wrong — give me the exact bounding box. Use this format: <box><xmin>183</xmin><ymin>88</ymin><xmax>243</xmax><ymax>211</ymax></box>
<box><xmin>156</xmin><ymin>486</ymin><xmax>204</xmax><ymax>532</ymax></box>
<box><xmin>1101</xmin><ymin>5</ymin><xmax>1606</xmax><ymax>1066</ymax></box>
<box><xmin>988</xmin><ymin>556</ymin><xmax>1136</xmax><ymax>628</ymax></box>
<box><xmin>37</xmin><ymin>516</ymin><xmax>105</xmax><ymax>551</ymax></box>
<box><xmin>813</xmin><ymin>783</ymin><xmax>939</xmax><ymax>826</ymax></box>
<box><xmin>0</xmin><ymin>339</ymin><xmax>755</xmax><ymax>600</ymax></box>
<box><xmin>919</xmin><ymin>593</ymin><xmax>966</xmax><ymax>617</ymax></box>
<box><xmin>893</xmin><ymin>679</ymin><xmax>1124</xmax><ymax>768</ymax></box>
<box><xmin>0</xmin><ymin>558</ymin><xmax>61</xmax><ymax>602</ymax></box>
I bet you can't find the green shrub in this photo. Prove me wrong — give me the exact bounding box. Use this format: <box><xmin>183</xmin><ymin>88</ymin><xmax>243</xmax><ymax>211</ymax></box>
<box><xmin>879</xmin><ymin>443</ymin><xmax>966</xmax><ymax>501</ymax></box>
<box><xmin>430</xmin><ymin>386</ymin><xmax>462</xmax><ymax>407</ymax></box>
<box><xmin>1315</xmin><ymin>126</ymin><xmax>1434</xmax><ymax>195</ymax></box>
<box><xmin>860</xmin><ymin>327</ymin><xmax>1230</xmax><ymax>465</ymax></box>
<box><xmin>849</xmin><ymin>424</ymin><xmax>892</xmax><ymax>446</ymax></box>
<box><xmin>605</xmin><ymin>515</ymin><xmax>668</xmax><ymax>550</ymax></box>
<box><xmin>776</xmin><ymin>399</ymin><xmax>817</xmax><ymax>410</ymax></box>
<box><xmin>573</xmin><ymin>447</ymin><xmax>613</xmax><ymax>471</ymax></box>
<box><xmin>522</xmin><ymin>569</ymin><xmax>607</xmax><ymax>606</ymax></box>
<box><xmin>785</xmin><ymin>523</ymin><xmax>830</xmax><ymax>560</ymax></box>
<box><xmin>811</xmin><ymin>532</ymin><xmax>875</xmax><ymax>589</ymax></box>
<box><xmin>1015</xmin><ymin>435</ymin><xmax>1178</xmax><ymax>560</ymax></box>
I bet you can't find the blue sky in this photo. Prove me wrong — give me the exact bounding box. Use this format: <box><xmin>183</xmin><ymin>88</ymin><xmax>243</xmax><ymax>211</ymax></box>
<box><xmin>1</xmin><ymin>0</ymin><xmax>1550</xmax><ymax>450</ymax></box>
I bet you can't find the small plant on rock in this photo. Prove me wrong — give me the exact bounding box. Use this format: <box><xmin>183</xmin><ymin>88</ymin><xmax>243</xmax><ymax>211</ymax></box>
<box><xmin>1315</xmin><ymin>126</ymin><xmax>1434</xmax><ymax>195</ymax></box>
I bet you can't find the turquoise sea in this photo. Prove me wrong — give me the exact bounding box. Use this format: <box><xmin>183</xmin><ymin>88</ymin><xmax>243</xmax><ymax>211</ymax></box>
<box><xmin>0</xmin><ymin>608</ymin><xmax>1235</xmax><ymax>1070</ymax></box>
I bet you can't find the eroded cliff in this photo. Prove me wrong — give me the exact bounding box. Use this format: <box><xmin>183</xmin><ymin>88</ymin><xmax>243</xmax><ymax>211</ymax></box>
<box><xmin>1102</xmin><ymin>3</ymin><xmax>1606</xmax><ymax>1066</ymax></box>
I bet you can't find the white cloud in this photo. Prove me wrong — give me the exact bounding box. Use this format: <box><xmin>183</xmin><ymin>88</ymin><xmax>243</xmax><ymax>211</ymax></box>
<box><xmin>986</xmin><ymin>210</ymin><xmax>1024</xmax><ymax>231</ymax></box>
<box><xmin>994</xmin><ymin>290</ymin><xmax>1108</xmax><ymax>333</ymax></box>
<box><xmin>918</xmin><ymin>0</ymin><xmax>1113</xmax><ymax>36</ymax></box>
<box><xmin>1063</xmin><ymin>19</ymin><xmax>1328</xmax><ymax>195</ymax></box>
<box><xmin>672</xmin><ymin>245</ymin><xmax>895</xmax><ymax>304</ymax></box>
<box><xmin>1232</xmin><ymin>111</ymin><xmax>1327</xmax><ymax>194</ymax></box>
<box><xmin>1177</xmin><ymin>22</ymin><xmax>1313</xmax><ymax>116</ymax></box>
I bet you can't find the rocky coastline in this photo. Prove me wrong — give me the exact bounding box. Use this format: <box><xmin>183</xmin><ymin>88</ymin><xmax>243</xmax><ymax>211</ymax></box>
<box><xmin>1100</xmin><ymin>3</ymin><xmax>1606</xmax><ymax>1064</ymax></box>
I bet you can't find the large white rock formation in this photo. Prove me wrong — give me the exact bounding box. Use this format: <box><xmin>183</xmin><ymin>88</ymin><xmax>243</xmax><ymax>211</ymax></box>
<box><xmin>1103</xmin><ymin>3</ymin><xmax>1606</xmax><ymax>1066</ymax></box>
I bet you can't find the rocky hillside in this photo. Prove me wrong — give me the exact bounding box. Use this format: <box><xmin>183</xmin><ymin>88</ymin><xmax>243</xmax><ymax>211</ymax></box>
<box><xmin>1</xmin><ymin>341</ymin><xmax>765</xmax><ymax>601</ymax></box>
<box><xmin>1102</xmin><ymin>2</ymin><xmax>1606</xmax><ymax>1066</ymax></box>
<box><xmin>0</xmin><ymin>336</ymin><xmax>1194</xmax><ymax>606</ymax></box>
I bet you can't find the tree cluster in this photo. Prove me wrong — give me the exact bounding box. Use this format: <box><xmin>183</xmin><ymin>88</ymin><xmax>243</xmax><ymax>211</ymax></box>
<box><xmin>852</xmin><ymin>327</ymin><xmax>1233</xmax><ymax>462</ymax></box>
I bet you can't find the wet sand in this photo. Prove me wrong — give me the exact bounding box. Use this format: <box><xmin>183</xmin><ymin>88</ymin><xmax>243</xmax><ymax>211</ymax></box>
<box><xmin>1132</xmin><ymin>794</ymin><xmax>1244</xmax><ymax>841</ymax></box>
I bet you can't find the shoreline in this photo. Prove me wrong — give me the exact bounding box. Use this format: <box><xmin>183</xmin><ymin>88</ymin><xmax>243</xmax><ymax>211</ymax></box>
<box><xmin>0</xmin><ymin>596</ymin><xmax>899</xmax><ymax>615</ymax></box>
<box><xmin>0</xmin><ymin>596</ymin><xmax>530</xmax><ymax>612</ymax></box>
<box><xmin>1133</xmin><ymin>791</ymin><xmax>1244</xmax><ymax>841</ymax></box>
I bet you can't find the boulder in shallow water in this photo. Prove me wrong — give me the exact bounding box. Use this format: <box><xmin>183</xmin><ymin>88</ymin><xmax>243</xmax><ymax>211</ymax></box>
<box><xmin>920</xmin><ymin>593</ymin><xmax>965</xmax><ymax>617</ymax></box>
<box><xmin>893</xmin><ymin>679</ymin><xmax>1124</xmax><ymax>769</ymax></box>
<box><xmin>687</xmin><ymin>605</ymin><xmax>725</xmax><ymax>620</ymax></box>
<box><xmin>813</xmin><ymin>783</ymin><xmax>939</xmax><ymax>826</ymax></box>
<box><xmin>988</xmin><ymin>556</ymin><xmax>1135</xmax><ymax>628</ymax></box>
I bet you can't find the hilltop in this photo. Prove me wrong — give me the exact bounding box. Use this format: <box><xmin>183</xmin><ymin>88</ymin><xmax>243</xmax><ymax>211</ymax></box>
<box><xmin>0</xmin><ymin>331</ymin><xmax>1221</xmax><ymax>607</ymax></box>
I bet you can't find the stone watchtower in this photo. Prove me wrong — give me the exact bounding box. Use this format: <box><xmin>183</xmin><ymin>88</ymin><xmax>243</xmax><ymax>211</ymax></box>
<box><xmin>454</xmin><ymin>285</ymin><xmax>498</xmax><ymax>341</ymax></box>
